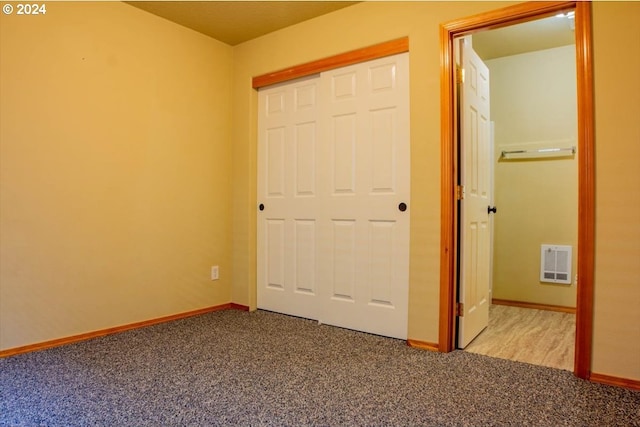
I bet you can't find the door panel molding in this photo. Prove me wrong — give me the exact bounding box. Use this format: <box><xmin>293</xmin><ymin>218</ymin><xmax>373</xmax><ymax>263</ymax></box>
<box><xmin>439</xmin><ymin>1</ymin><xmax>594</xmax><ymax>379</ymax></box>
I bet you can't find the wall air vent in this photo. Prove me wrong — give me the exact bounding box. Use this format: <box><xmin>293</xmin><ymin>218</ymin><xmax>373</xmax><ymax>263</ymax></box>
<box><xmin>540</xmin><ymin>245</ymin><xmax>572</xmax><ymax>284</ymax></box>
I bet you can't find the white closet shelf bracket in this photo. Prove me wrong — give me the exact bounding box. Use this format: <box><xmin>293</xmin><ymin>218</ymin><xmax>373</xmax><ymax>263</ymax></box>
<box><xmin>500</xmin><ymin>146</ymin><xmax>576</xmax><ymax>159</ymax></box>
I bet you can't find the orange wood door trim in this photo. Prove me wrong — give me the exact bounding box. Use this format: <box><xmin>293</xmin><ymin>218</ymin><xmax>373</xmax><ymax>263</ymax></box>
<box><xmin>573</xmin><ymin>1</ymin><xmax>595</xmax><ymax>381</ymax></box>
<box><xmin>252</xmin><ymin>37</ymin><xmax>409</xmax><ymax>89</ymax></box>
<box><xmin>439</xmin><ymin>1</ymin><xmax>594</xmax><ymax>381</ymax></box>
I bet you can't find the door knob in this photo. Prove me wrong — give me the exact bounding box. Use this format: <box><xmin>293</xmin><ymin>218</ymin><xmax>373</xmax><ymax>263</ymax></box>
<box><xmin>398</xmin><ymin>202</ymin><xmax>407</xmax><ymax>212</ymax></box>
<box><xmin>259</xmin><ymin>203</ymin><xmax>265</xmax><ymax>211</ymax></box>
<box><xmin>488</xmin><ymin>206</ymin><xmax>497</xmax><ymax>214</ymax></box>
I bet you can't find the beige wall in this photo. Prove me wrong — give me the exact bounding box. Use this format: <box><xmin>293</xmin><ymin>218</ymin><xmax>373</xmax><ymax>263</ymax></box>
<box><xmin>0</xmin><ymin>2</ymin><xmax>234</xmax><ymax>350</ymax></box>
<box><xmin>488</xmin><ymin>45</ymin><xmax>578</xmax><ymax>307</ymax></box>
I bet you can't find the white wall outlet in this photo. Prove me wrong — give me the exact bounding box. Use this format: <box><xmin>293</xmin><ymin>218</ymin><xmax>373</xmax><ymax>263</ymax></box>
<box><xmin>211</xmin><ymin>266</ymin><xmax>219</xmax><ymax>281</ymax></box>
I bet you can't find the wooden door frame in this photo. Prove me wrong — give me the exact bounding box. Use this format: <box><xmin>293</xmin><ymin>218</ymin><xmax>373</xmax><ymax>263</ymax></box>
<box><xmin>438</xmin><ymin>1</ymin><xmax>594</xmax><ymax>379</ymax></box>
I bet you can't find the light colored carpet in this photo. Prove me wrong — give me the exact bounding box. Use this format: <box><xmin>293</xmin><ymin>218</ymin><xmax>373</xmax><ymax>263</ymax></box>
<box><xmin>464</xmin><ymin>304</ymin><xmax>575</xmax><ymax>370</ymax></box>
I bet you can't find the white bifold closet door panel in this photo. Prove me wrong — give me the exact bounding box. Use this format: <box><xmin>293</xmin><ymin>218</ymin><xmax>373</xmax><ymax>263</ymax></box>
<box><xmin>257</xmin><ymin>53</ymin><xmax>410</xmax><ymax>339</ymax></box>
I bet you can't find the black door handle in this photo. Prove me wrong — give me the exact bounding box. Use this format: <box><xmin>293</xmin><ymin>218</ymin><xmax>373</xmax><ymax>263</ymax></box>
<box><xmin>488</xmin><ymin>206</ymin><xmax>497</xmax><ymax>214</ymax></box>
<box><xmin>259</xmin><ymin>203</ymin><xmax>265</xmax><ymax>211</ymax></box>
<box><xmin>398</xmin><ymin>202</ymin><xmax>407</xmax><ymax>212</ymax></box>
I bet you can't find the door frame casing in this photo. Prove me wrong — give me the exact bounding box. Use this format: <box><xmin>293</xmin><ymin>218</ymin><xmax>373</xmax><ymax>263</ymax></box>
<box><xmin>438</xmin><ymin>1</ymin><xmax>594</xmax><ymax>379</ymax></box>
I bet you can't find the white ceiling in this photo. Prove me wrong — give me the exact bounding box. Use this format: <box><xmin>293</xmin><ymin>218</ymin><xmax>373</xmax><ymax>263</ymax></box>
<box><xmin>126</xmin><ymin>1</ymin><xmax>358</xmax><ymax>46</ymax></box>
<box><xmin>472</xmin><ymin>14</ymin><xmax>576</xmax><ymax>60</ymax></box>
<box><xmin>127</xmin><ymin>2</ymin><xmax>575</xmax><ymax>57</ymax></box>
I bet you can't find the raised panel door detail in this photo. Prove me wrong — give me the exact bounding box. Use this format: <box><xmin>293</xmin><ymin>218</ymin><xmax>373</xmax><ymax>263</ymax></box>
<box><xmin>369</xmin><ymin>63</ymin><xmax>396</xmax><ymax>92</ymax></box>
<box><xmin>266</xmin><ymin>219</ymin><xmax>285</xmax><ymax>290</ymax></box>
<box><xmin>295</xmin><ymin>84</ymin><xmax>316</xmax><ymax>111</ymax></box>
<box><xmin>368</xmin><ymin>220</ymin><xmax>395</xmax><ymax>307</ymax></box>
<box><xmin>370</xmin><ymin>108</ymin><xmax>397</xmax><ymax>193</ymax></box>
<box><xmin>295</xmin><ymin>122</ymin><xmax>316</xmax><ymax>196</ymax></box>
<box><xmin>266</xmin><ymin>91</ymin><xmax>285</xmax><ymax>116</ymax></box>
<box><xmin>331</xmin><ymin>220</ymin><xmax>356</xmax><ymax>302</ymax></box>
<box><xmin>266</xmin><ymin>127</ymin><xmax>285</xmax><ymax>197</ymax></box>
<box><xmin>332</xmin><ymin>72</ymin><xmax>357</xmax><ymax>100</ymax></box>
<box><xmin>295</xmin><ymin>219</ymin><xmax>315</xmax><ymax>295</ymax></box>
<box><xmin>332</xmin><ymin>114</ymin><xmax>356</xmax><ymax>194</ymax></box>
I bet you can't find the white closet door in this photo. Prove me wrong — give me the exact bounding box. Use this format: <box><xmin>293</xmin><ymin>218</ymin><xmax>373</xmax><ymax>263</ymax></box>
<box><xmin>257</xmin><ymin>53</ymin><xmax>410</xmax><ymax>339</ymax></box>
<box><xmin>318</xmin><ymin>53</ymin><xmax>410</xmax><ymax>339</ymax></box>
<box><xmin>257</xmin><ymin>75</ymin><xmax>322</xmax><ymax>320</ymax></box>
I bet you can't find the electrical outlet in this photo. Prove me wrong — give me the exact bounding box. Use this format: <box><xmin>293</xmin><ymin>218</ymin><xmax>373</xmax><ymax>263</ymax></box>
<box><xmin>211</xmin><ymin>266</ymin><xmax>219</xmax><ymax>281</ymax></box>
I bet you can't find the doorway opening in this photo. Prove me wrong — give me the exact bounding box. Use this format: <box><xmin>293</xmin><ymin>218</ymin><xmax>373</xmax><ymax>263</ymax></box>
<box><xmin>456</xmin><ymin>16</ymin><xmax>578</xmax><ymax>371</ymax></box>
<box><xmin>439</xmin><ymin>1</ymin><xmax>594</xmax><ymax>379</ymax></box>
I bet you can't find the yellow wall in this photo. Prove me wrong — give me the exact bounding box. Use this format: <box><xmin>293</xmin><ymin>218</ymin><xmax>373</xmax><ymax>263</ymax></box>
<box><xmin>0</xmin><ymin>2</ymin><xmax>234</xmax><ymax>350</ymax></box>
<box><xmin>488</xmin><ymin>45</ymin><xmax>578</xmax><ymax>307</ymax></box>
<box><xmin>591</xmin><ymin>1</ymin><xmax>640</xmax><ymax>381</ymax></box>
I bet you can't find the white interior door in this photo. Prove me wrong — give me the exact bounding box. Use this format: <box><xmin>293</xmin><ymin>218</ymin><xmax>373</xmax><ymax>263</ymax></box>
<box><xmin>318</xmin><ymin>53</ymin><xmax>410</xmax><ymax>339</ymax></box>
<box><xmin>257</xmin><ymin>53</ymin><xmax>410</xmax><ymax>340</ymax></box>
<box><xmin>257</xmin><ymin>75</ymin><xmax>322</xmax><ymax>320</ymax></box>
<box><xmin>458</xmin><ymin>38</ymin><xmax>491</xmax><ymax>348</ymax></box>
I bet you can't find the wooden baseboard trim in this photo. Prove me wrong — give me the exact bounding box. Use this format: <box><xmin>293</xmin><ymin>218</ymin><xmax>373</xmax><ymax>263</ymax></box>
<box><xmin>492</xmin><ymin>298</ymin><xmax>576</xmax><ymax>314</ymax></box>
<box><xmin>407</xmin><ymin>339</ymin><xmax>439</xmax><ymax>352</ymax></box>
<box><xmin>590</xmin><ymin>372</ymin><xmax>640</xmax><ymax>391</ymax></box>
<box><xmin>0</xmin><ymin>303</ymin><xmax>245</xmax><ymax>358</ymax></box>
<box><xmin>230</xmin><ymin>303</ymin><xmax>250</xmax><ymax>311</ymax></box>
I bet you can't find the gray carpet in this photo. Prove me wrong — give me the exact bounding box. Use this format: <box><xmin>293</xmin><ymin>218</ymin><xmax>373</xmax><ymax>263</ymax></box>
<box><xmin>1</xmin><ymin>309</ymin><xmax>638</xmax><ymax>427</ymax></box>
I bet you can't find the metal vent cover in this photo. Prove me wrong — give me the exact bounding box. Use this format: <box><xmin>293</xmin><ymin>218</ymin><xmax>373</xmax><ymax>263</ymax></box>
<box><xmin>540</xmin><ymin>245</ymin><xmax>572</xmax><ymax>284</ymax></box>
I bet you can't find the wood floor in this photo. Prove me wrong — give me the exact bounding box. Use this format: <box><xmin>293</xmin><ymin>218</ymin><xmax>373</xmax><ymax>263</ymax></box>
<box><xmin>464</xmin><ymin>304</ymin><xmax>575</xmax><ymax>371</ymax></box>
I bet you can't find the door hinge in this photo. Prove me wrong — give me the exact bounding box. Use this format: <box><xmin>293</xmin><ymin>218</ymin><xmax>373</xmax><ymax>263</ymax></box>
<box><xmin>456</xmin><ymin>302</ymin><xmax>464</xmax><ymax>317</ymax></box>
<box><xmin>456</xmin><ymin>185</ymin><xmax>465</xmax><ymax>200</ymax></box>
<box><xmin>456</xmin><ymin>66</ymin><xmax>465</xmax><ymax>84</ymax></box>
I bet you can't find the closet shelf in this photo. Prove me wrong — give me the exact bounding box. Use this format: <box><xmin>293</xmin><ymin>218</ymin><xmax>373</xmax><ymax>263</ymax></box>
<box><xmin>500</xmin><ymin>146</ymin><xmax>576</xmax><ymax>160</ymax></box>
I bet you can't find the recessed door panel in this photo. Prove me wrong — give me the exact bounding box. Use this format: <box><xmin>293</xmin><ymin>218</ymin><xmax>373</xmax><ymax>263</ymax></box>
<box><xmin>332</xmin><ymin>72</ymin><xmax>357</xmax><ymax>100</ymax></box>
<box><xmin>266</xmin><ymin>219</ymin><xmax>285</xmax><ymax>290</ymax></box>
<box><xmin>295</xmin><ymin>219</ymin><xmax>315</xmax><ymax>295</ymax></box>
<box><xmin>266</xmin><ymin>91</ymin><xmax>285</xmax><ymax>116</ymax></box>
<box><xmin>332</xmin><ymin>114</ymin><xmax>357</xmax><ymax>194</ymax></box>
<box><xmin>331</xmin><ymin>220</ymin><xmax>356</xmax><ymax>301</ymax></box>
<box><xmin>370</xmin><ymin>108</ymin><xmax>397</xmax><ymax>193</ymax></box>
<box><xmin>295</xmin><ymin>122</ymin><xmax>316</xmax><ymax>196</ymax></box>
<box><xmin>368</xmin><ymin>220</ymin><xmax>395</xmax><ymax>307</ymax></box>
<box><xmin>266</xmin><ymin>127</ymin><xmax>286</xmax><ymax>197</ymax></box>
<box><xmin>369</xmin><ymin>63</ymin><xmax>396</xmax><ymax>92</ymax></box>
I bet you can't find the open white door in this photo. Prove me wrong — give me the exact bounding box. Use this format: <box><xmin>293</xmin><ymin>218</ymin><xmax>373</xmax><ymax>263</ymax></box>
<box><xmin>458</xmin><ymin>38</ymin><xmax>491</xmax><ymax>348</ymax></box>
